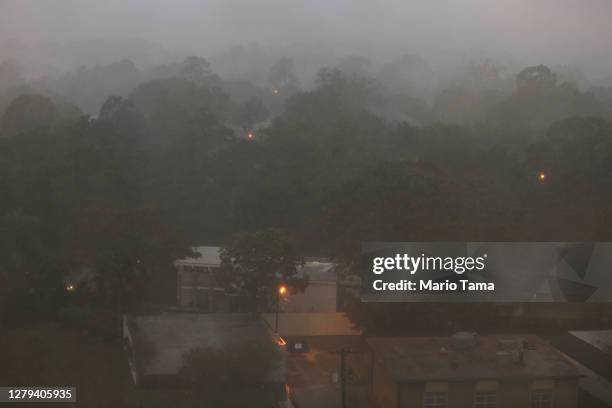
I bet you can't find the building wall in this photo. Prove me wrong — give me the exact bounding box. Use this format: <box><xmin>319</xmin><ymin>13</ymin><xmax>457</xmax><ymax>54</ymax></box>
<box><xmin>398</xmin><ymin>383</ymin><xmax>421</xmax><ymax>408</ymax></box>
<box><xmin>369</xmin><ymin>378</ymin><xmax>579</xmax><ymax>408</ymax></box>
<box><xmin>176</xmin><ymin>265</ymin><xmax>247</xmax><ymax>312</ymax></box>
<box><xmin>283</xmin><ymin>281</ymin><xmax>337</xmax><ymax>313</ymax></box>
<box><xmin>177</xmin><ymin>265</ymin><xmax>225</xmax><ymax>310</ymax></box>
<box><xmin>371</xmin><ymin>354</ymin><xmax>398</xmax><ymax>408</ymax></box>
<box><xmin>497</xmin><ymin>380</ymin><xmax>529</xmax><ymax>408</ymax></box>
<box><xmin>551</xmin><ymin>333</ymin><xmax>612</xmax><ymax>379</ymax></box>
<box><xmin>177</xmin><ymin>265</ymin><xmax>337</xmax><ymax>313</ymax></box>
<box><xmin>554</xmin><ymin>378</ymin><xmax>579</xmax><ymax>408</ymax></box>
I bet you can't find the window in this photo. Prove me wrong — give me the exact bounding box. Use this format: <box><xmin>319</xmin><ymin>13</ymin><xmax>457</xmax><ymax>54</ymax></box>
<box><xmin>424</xmin><ymin>392</ymin><xmax>447</xmax><ymax>408</ymax></box>
<box><xmin>531</xmin><ymin>390</ymin><xmax>553</xmax><ymax>408</ymax></box>
<box><xmin>474</xmin><ymin>390</ymin><xmax>497</xmax><ymax>408</ymax></box>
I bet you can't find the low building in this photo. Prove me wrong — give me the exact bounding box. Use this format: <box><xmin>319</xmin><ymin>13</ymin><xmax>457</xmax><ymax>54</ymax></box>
<box><xmin>283</xmin><ymin>258</ymin><xmax>337</xmax><ymax>313</ymax></box>
<box><xmin>551</xmin><ymin>330</ymin><xmax>612</xmax><ymax>379</ymax></box>
<box><xmin>122</xmin><ymin>313</ymin><xmax>287</xmax><ymax>404</ymax></box>
<box><xmin>174</xmin><ymin>246</ymin><xmax>337</xmax><ymax>313</ymax></box>
<box><xmin>367</xmin><ymin>333</ymin><xmax>582</xmax><ymax>408</ymax></box>
<box><xmin>551</xmin><ymin>330</ymin><xmax>612</xmax><ymax>406</ymax></box>
<box><xmin>174</xmin><ymin>246</ymin><xmax>237</xmax><ymax>311</ymax></box>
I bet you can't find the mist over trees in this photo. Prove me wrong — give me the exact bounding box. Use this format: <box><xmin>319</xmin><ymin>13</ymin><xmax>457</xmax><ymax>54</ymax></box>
<box><xmin>2</xmin><ymin>0</ymin><xmax>612</xmax><ymax>332</ymax></box>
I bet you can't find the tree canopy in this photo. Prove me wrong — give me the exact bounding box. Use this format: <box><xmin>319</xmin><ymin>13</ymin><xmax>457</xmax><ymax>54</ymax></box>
<box><xmin>2</xmin><ymin>58</ymin><xmax>612</xmax><ymax>332</ymax></box>
<box><xmin>220</xmin><ymin>229</ymin><xmax>306</xmax><ymax>313</ymax></box>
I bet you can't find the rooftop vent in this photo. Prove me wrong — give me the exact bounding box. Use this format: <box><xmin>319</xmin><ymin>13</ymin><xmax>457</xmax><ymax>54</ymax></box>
<box><xmin>496</xmin><ymin>350</ymin><xmax>514</xmax><ymax>365</ymax></box>
<box><xmin>451</xmin><ymin>332</ymin><xmax>478</xmax><ymax>351</ymax></box>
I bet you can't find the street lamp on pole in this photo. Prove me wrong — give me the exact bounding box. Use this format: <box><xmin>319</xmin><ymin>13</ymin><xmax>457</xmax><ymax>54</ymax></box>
<box><xmin>275</xmin><ymin>285</ymin><xmax>287</xmax><ymax>333</ymax></box>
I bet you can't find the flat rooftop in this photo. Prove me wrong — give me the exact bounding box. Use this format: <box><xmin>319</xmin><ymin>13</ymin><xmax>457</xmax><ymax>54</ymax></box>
<box><xmin>367</xmin><ymin>334</ymin><xmax>581</xmax><ymax>383</ymax></box>
<box><xmin>569</xmin><ymin>330</ymin><xmax>612</xmax><ymax>355</ymax></box>
<box><xmin>561</xmin><ymin>353</ymin><xmax>612</xmax><ymax>406</ymax></box>
<box><xmin>261</xmin><ymin>312</ymin><xmax>361</xmax><ymax>337</ymax></box>
<box><xmin>298</xmin><ymin>259</ymin><xmax>335</xmax><ymax>282</ymax></box>
<box><xmin>174</xmin><ymin>246</ymin><xmax>221</xmax><ymax>267</ymax></box>
<box><xmin>127</xmin><ymin>313</ymin><xmax>284</xmax><ymax>381</ymax></box>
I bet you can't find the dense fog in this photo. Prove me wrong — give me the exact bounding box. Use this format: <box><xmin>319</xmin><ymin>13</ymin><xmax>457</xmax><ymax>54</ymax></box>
<box><xmin>2</xmin><ymin>0</ymin><xmax>612</xmax><ymax>82</ymax></box>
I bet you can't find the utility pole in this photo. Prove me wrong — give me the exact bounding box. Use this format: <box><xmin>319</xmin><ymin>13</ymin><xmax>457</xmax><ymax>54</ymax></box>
<box><xmin>334</xmin><ymin>348</ymin><xmax>358</xmax><ymax>408</ymax></box>
<box><xmin>340</xmin><ymin>348</ymin><xmax>347</xmax><ymax>408</ymax></box>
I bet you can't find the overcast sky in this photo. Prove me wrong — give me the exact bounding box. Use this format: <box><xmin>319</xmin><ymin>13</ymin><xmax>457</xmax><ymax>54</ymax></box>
<box><xmin>1</xmin><ymin>0</ymin><xmax>611</xmax><ymax>77</ymax></box>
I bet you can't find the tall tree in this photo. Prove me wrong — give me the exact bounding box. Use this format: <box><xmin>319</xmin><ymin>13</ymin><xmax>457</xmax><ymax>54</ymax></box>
<box><xmin>268</xmin><ymin>57</ymin><xmax>300</xmax><ymax>90</ymax></box>
<box><xmin>1</xmin><ymin>94</ymin><xmax>57</xmax><ymax>137</ymax></box>
<box><xmin>220</xmin><ymin>229</ymin><xmax>306</xmax><ymax>313</ymax></box>
<box><xmin>232</xmin><ymin>97</ymin><xmax>269</xmax><ymax>131</ymax></box>
<box><xmin>72</xmin><ymin>208</ymin><xmax>193</xmax><ymax>310</ymax></box>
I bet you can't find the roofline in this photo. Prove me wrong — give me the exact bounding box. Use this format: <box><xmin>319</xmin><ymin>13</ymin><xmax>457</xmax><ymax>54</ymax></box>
<box><xmin>174</xmin><ymin>260</ymin><xmax>220</xmax><ymax>267</ymax></box>
<box><xmin>394</xmin><ymin>374</ymin><xmax>584</xmax><ymax>384</ymax></box>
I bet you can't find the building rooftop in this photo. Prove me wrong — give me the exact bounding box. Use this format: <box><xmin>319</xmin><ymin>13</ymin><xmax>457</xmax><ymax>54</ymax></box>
<box><xmin>261</xmin><ymin>312</ymin><xmax>361</xmax><ymax>337</ymax></box>
<box><xmin>569</xmin><ymin>330</ymin><xmax>612</xmax><ymax>355</ymax></box>
<box><xmin>174</xmin><ymin>246</ymin><xmax>222</xmax><ymax>267</ymax></box>
<box><xmin>366</xmin><ymin>333</ymin><xmax>581</xmax><ymax>383</ymax></box>
<box><xmin>561</xmin><ymin>353</ymin><xmax>612</xmax><ymax>406</ymax></box>
<box><xmin>298</xmin><ymin>259</ymin><xmax>335</xmax><ymax>283</ymax></box>
<box><xmin>127</xmin><ymin>313</ymin><xmax>285</xmax><ymax>381</ymax></box>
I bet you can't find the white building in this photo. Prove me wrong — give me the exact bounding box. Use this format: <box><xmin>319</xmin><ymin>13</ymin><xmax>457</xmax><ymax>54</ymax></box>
<box><xmin>174</xmin><ymin>247</ymin><xmax>338</xmax><ymax>313</ymax></box>
<box><xmin>282</xmin><ymin>259</ymin><xmax>337</xmax><ymax>313</ymax></box>
<box><xmin>174</xmin><ymin>246</ymin><xmax>235</xmax><ymax>311</ymax></box>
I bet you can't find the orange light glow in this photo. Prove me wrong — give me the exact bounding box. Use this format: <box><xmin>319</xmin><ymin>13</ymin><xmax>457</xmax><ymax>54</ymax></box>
<box><xmin>538</xmin><ymin>172</ymin><xmax>547</xmax><ymax>182</ymax></box>
<box><xmin>285</xmin><ymin>384</ymin><xmax>292</xmax><ymax>399</ymax></box>
<box><xmin>65</xmin><ymin>284</ymin><xmax>76</xmax><ymax>292</ymax></box>
<box><xmin>278</xmin><ymin>285</ymin><xmax>287</xmax><ymax>295</ymax></box>
<box><xmin>247</xmin><ymin>132</ymin><xmax>254</xmax><ymax>140</ymax></box>
<box><xmin>277</xmin><ymin>336</ymin><xmax>287</xmax><ymax>346</ymax></box>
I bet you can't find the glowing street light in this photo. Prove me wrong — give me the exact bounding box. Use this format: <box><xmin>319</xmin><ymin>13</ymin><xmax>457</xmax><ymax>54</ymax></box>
<box><xmin>247</xmin><ymin>132</ymin><xmax>254</xmax><ymax>140</ymax></box>
<box><xmin>275</xmin><ymin>284</ymin><xmax>288</xmax><ymax>333</ymax></box>
<box><xmin>65</xmin><ymin>284</ymin><xmax>76</xmax><ymax>293</ymax></box>
<box><xmin>538</xmin><ymin>171</ymin><xmax>547</xmax><ymax>182</ymax></box>
<box><xmin>272</xmin><ymin>89</ymin><xmax>279</xmax><ymax>95</ymax></box>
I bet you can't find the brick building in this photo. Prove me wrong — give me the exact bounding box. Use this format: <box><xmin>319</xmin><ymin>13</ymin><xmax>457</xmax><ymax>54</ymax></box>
<box><xmin>367</xmin><ymin>333</ymin><xmax>581</xmax><ymax>408</ymax></box>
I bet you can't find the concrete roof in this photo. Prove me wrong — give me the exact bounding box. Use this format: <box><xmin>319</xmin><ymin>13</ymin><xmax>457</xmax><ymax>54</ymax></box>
<box><xmin>569</xmin><ymin>330</ymin><xmax>612</xmax><ymax>355</ymax></box>
<box><xmin>561</xmin><ymin>353</ymin><xmax>612</xmax><ymax>406</ymax></box>
<box><xmin>261</xmin><ymin>312</ymin><xmax>361</xmax><ymax>337</ymax></box>
<box><xmin>366</xmin><ymin>334</ymin><xmax>581</xmax><ymax>383</ymax></box>
<box><xmin>128</xmin><ymin>313</ymin><xmax>285</xmax><ymax>381</ymax></box>
<box><xmin>174</xmin><ymin>246</ymin><xmax>221</xmax><ymax>267</ymax></box>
